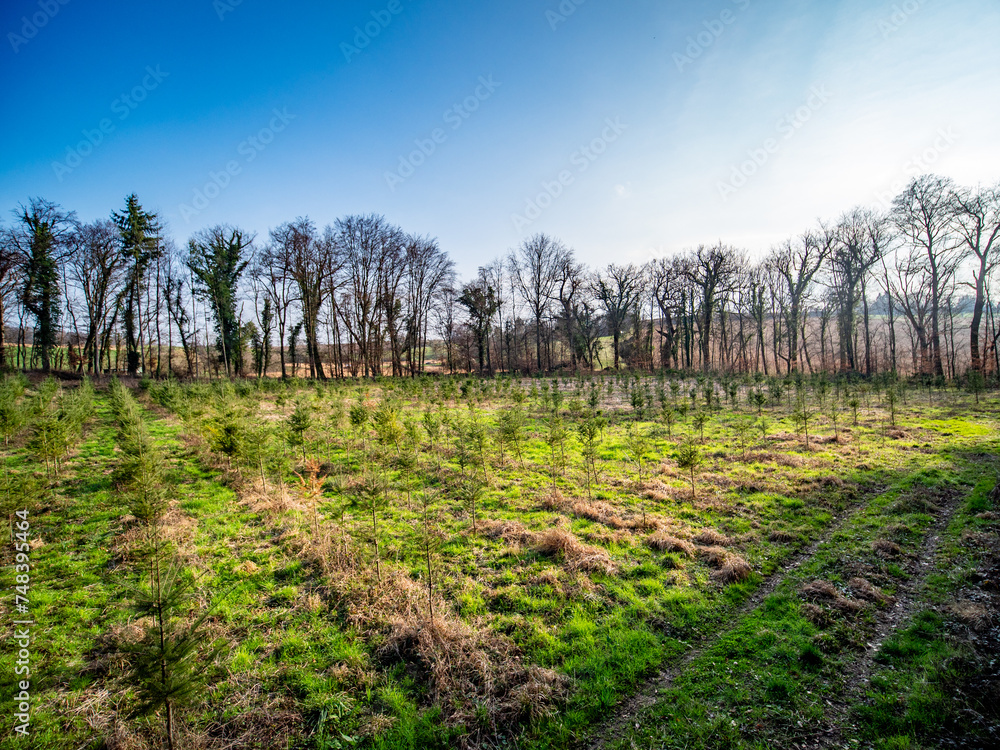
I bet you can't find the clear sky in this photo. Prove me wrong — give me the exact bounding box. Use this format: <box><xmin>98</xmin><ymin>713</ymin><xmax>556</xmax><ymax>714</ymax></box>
<box><xmin>2</xmin><ymin>0</ymin><xmax>998</xmax><ymax>279</ymax></box>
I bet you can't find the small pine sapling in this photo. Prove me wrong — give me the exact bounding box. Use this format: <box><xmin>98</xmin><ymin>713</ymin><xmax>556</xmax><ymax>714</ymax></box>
<box><xmin>576</xmin><ymin>415</ymin><xmax>604</xmax><ymax>499</ymax></box>
<box><xmin>351</xmin><ymin>471</ymin><xmax>389</xmax><ymax>582</ymax></box>
<box><xmin>422</xmin><ymin>409</ymin><xmax>442</xmax><ymax>472</ymax></box>
<box><xmin>208</xmin><ymin>405</ymin><xmax>245</xmax><ymax>473</ymax></box>
<box><xmin>349</xmin><ymin>399</ymin><xmax>371</xmax><ymax>454</ymax></box>
<box><xmin>242</xmin><ymin>422</ymin><xmax>272</xmax><ymax>492</ymax></box>
<box><xmin>792</xmin><ymin>397</ymin><xmax>813</xmax><ymax>450</ymax></box>
<box><xmin>967</xmin><ymin>369</ymin><xmax>985</xmax><ymax>406</ymax></box>
<box><xmin>631</xmin><ymin>387</ymin><xmax>646</xmax><ymax>420</ymax></box>
<box><xmin>373</xmin><ymin>401</ymin><xmax>405</xmax><ymax>455</ymax></box>
<box><xmin>125</xmin><ymin>548</ymin><xmax>226</xmax><ymax>750</ymax></box>
<box><xmin>692</xmin><ymin>412</ymin><xmax>709</xmax><ymax>444</ymax></box>
<box><xmin>828</xmin><ymin>400</ymin><xmax>840</xmax><ymax>442</ymax></box>
<box><xmin>676</xmin><ymin>441</ymin><xmax>702</xmax><ymax>501</ymax></box>
<box><xmin>453</xmin><ymin>424</ymin><xmax>474</xmax><ymax>477</ymax></box>
<box><xmin>26</xmin><ymin>414</ymin><xmax>70</xmax><ymax>479</ymax></box>
<box><xmin>732</xmin><ymin>418</ymin><xmax>753</xmax><ymax>460</ymax></box>
<box><xmin>324</xmin><ymin>473</ymin><xmax>352</xmax><ymax>570</ymax></box>
<box><xmin>467</xmin><ymin>412</ymin><xmax>490</xmax><ymax>482</ymax></box>
<box><xmin>294</xmin><ymin>459</ymin><xmax>325</xmax><ymax>543</ymax></box>
<box><xmin>413</xmin><ymin>489</ymin><xmax>445</xmax><ymax>623</ymax></box>
<box><xmin>286</xmin><ymin>400</ymin><xmax>312</xmax><ymax>463</ymax></box>
<box><xmin>886</xmin><ymin>387</ymin><xmax>899</xmax><ymax>427</ymax></box>
<box><xmin>544</xmin><ymin>411</ymin><xmax>570</xmax><ymax>491</ymax></box>
<box><xmin>625</xmin><ymin>424</ymin><xmax>651</xmax><ymax>487</ymax></box>
<box><xmin>459</xmin><ymin>479</ymin><xmax>485</xmax><ymax>535</ymax></box>
<box><xmin>663</xmin><ymin>406</ymin><xmax>675</xmax><ymax>438</ymax></box>
<box><xmin>395</xmin><ymin>448</ymin><xmax>418</xmax><ymax>511</ymax></box>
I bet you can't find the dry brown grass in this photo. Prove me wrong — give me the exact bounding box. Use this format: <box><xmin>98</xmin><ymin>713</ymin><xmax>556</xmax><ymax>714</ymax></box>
<box><xmin>380</xmin><ymin>615</ymin><xmax>568</xmax><ymax>733</ymax></box>
<box><xmin>508</xmin><ymin>665</ymin><xmax>572</xmax><ymax>723</ymax></box>
<box><xmin>768</xmin><ymin>529</ymin><xmax>798</xmax><ymax>543</ymax></box>
<box><xmin>961</xmin><ymin>530</ymin><xmax>1000</xmax><ymax>548</ymax></box>
<box><xmin>570</xmin><ymin>499</ymin><xmax>630</xmax><ymax>529</ymax></box>
<box><xmin>817</xmin><ymin>473</ymin><xmax>845</xmax><ymax>489</ymax></box>
<box><xmin>241</xmin><ymin>484</ymin><xmax>304</xmax><ymax>516</ymax></box>
<box><xmin>535</xmin><ymin>528</ymin><xmax>617</xmax><ymax>574</ymax></box>
<box><xmin>233</xmin><ymin>560</ymin><xmax>260</xmax><ymax>575</ymax></box>
<box><xmin>314</xmin><ymin>566</ymin><xmax>570</xmax><ymax>735</ymax></box>
<box><xmin>330</xmin><ymin>568</ymin><xmax>436</xmax><ymax>631</ymax></box>
<box><xmin>582</xmin><ymin>527</ymin><xmax>632</xmax><ymax>547</ymax></box>
<box><xmin>177</xmin><ymin>429</ymin><xmax>210</xmax><ymax>455</ymax></box>
<box><xmin>692</xmin><ymin>542</ymin><xmax>752</xmax><ymax>584</ymax></box>
<box><xmin>635</xmin><ymin>516</ymin><xmax>666</xmax><ymax>532</ymax></box>
<box><xmin>564</xmin><ymin>571</ymin><xmax>600</xmax><ymax>602</ymax></box>
<box><xmin>884</xmin><ymin>523</ymin><xmax>914</xmax><ymax>542</ymax></box>
<box><xmin>108</xmin><ymin>522</ymin><xmax>148</xmax><ymax>564</ymax></box>
<box><xmin>948</xmin><ymin>600</ymin><xmax>993</xmax><ymax>632</ymax></box>
<box><xmin>872</xmin><ymin>538</ymin><xmax>904</xmax><ymax>558</ymax></box>
<box><xmin>480</xmin><ymin>519</ymin><xmax>534</xmax><ymax>546</ymax></box>
<box><xmin>78</xmin><ymin>628</ymin><xmax>309</xmax><ymax>749</ymax></box>
<box><xmin>539</xmin><ymin>489</ymin><xmax>565</xmax><ymax>510</ymax></box>
<box><xmin>712</xmin><ymin>554</ymin><xmax>752</xmax><ymax>584</ymax></box>
<box><xmin>696</xmin><ymin>545</ymin><xmax>729</xmax><ymax>568</ymax></box>
<box><xmin>88</xmin><ymin>715</ymin><xmax>160</xmax><ymax>750</ymax></box>
<box><xmin>645</xmin><ymin>531</ymin><xmax>695</xmax><ymax>557</ymax></box>
<box><xmin>693</xmin><ymin>529</ymin><xmax>733</xmax><ymax>547</ymax></box>
<box><xmin>848</xmin><ymin>577</ymin><xmax>893</xmax><ymax>605</ymax></box>
<box><xmin>801</xmin><ymin>602</ymin><xmax>830</xmax><ymax>626</ymax></box>
<box><xmin>774</xmin><ymin>453</ymin><xmax>806</xmax><ymax>468</ymax></box>
<box><xmin>84</xmin><ymin>620</ymin><xmax>144</xmax><ymax>681</ymax></box>
<box><xmin>800</xmin><ymin>579</ymin><xmax>839</xmax><ymax>600</ymax></box>
<box><xmin>800</xmin><ymin>579</ymin><xmax>863</xmax><ymax>613</ymax></box>
<box><xmin>196</xmin><ymin>700</ymin><xmax>306</xmax><ymax>749</ymax></box>
<box><xmin>107</xmin><ymin>504</ymin><xmax>197</xmax><ymax>566</ymax></box>
<box><xmin>530</xmin><ymin>568</ymin><xmax>563</xmax><ymax>592</ymax></box>
<box><xmin>544</xmin><ymin>491</ymin><xmax>652</xmax><ymax>532</ymax></box>
<box><xmin>643</xmin><ymin>489</ymin><xmax>673</xmax><ymax>503</ymax></box>
<box><xmin>976</xmin><ymin>511</ymin><xmax>1000</xmax><ymax>522</ymax></box>
<box><xmin>743</xmin><ymin>451</ymin><xmax>780</xmax><ymax>464</ymax></box>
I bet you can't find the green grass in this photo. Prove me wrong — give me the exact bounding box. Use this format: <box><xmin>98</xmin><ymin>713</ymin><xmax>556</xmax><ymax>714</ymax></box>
<box><xmin>0</xmin><ymin>375</ymin><xmax>996</xmax><ymax>749</ymax></box>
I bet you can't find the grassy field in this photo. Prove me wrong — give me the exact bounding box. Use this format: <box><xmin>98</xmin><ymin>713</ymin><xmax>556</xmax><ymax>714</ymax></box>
<box><xmin>0</xmin><ymin>372</ymin><xmax>997</xmax><ymax>749</ymax></box>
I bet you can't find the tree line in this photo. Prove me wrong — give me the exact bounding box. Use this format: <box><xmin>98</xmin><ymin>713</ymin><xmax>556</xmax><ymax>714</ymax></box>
<box><xmin>1</xmin><ymin>173</ymin><xmax>997</xmax><ymax>380</ymax></box>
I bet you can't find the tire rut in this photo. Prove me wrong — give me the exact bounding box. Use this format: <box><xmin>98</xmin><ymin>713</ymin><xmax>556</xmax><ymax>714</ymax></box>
<box><xmin>585</xmin><ymin>501</ymin><xmax>865</xmax><ymax>750</ymax></box>
<box><xmin>815</xmin><ymin>485</ymin><xmax>968</xmax><ymax>748</ymax></box>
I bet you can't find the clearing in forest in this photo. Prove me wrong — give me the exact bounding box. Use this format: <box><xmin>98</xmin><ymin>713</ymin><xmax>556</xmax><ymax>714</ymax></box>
<box><xmin>0</xmin><ymin>372</ymin><xmax>997</xmax><ymax>750</ymax></box>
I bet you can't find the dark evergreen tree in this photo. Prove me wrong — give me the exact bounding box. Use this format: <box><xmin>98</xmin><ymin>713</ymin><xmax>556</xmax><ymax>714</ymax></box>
<box><xmin>186</xmin><ymin>225</ymin><xmax>253</xmax><ymax>377</ymax></box>
<box><xmin>10</xmin><ymin>199</ymin><xmax>76</xmax><ymax>372</ymax></box>
<box><xmin>113</xmin><ymin>194</ymin><xmax>161</xmax><ymax>376</ymax></box>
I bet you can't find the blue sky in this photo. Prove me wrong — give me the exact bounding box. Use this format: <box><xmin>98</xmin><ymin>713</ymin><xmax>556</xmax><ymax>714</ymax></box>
<box><xmin>2</xmin><ymin>0</ymin><xmax>998</xmax><ymax>278</ymax></box>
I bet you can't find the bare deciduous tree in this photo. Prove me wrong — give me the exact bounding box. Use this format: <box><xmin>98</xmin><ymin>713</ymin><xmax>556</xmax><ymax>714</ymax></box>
<box><xmin>829</xmin><ymin>209</ymin><xmax>888</xmax><ymax>374</ymax></box>
<box><xmin>892</xmin><ymin>175</ymin><xmax>962</xmax><ymax>377</ymax></box>
<box><xmin>66</xmin><ymin>220</ymin><xmax>125</xmax><ymax>374</ymax></box>
<box><xmin>593</xmin><ymin>263</ymin><xmax>644</xmax><ymax>370</ymax></box>
<box><xmin>950</xmin><ymin>182</ymin><xmax>1000</xmax><ymax>373</ymax></box>
<box><xmin>766</xmin><ymin>229</ymin><xmax>831</xmax><ymax>374</ymax></box>
<box><xmin>683</xmin><ymin>243</ymin><xmax>741</xmax><ymax>371</ymax></box>
<box><xmin>509</xmin><ymin>233</ymin><xmax>566</xmax><ymax>372</ymax></box>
